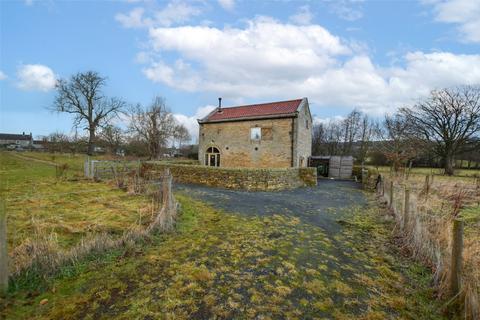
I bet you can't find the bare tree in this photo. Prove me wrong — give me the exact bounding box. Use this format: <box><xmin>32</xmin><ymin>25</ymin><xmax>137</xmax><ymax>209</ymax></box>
<box><xmin>379</xmin><ymin>113</ymin><xmax>421</xmax><ymax>173</ymax></box>
<box><xmin>99</xmin><ymin>125</ymin><xmax>124</xmax><ymax>155</ymax></box>
<box><xmin>173</xmin><ymin>124</ymin><xmax>191</xmax><ymax>150</ymax></box>
<box><xmin>312</xmin><ymin>120</ymin><xmax>343</xmax><ymax>155</ymax></box>
<box><xmin>341</xmin><ymin>109</ymin><xmax>362</xmax><ymax>155</ymax></box>
<box><xmin>357</xmin><ymin>114</ymin><xmax>379</xmax><ymax>166</ymax></box>
<box><xmin>53</xmin><ymin>71</ymin><xmax>125</xmax><ymax>155</ymax></box>
<box><xmin>129</xmin><ymin>97</ymin><xmax>177</xmax><ymax>159</ymax></box>
<box><xmin>312</xmin><ymin>110</ymin><xmax>378</xmax><ymax>163</ymax></box>
<box><xmin>400</xmin><ymin>86</ymin><xmax>480</xmax><ymax>175</ymax></box>
<box><xmin>46</xmin><ymin>132</ymin><xmax>70</xmax><ymax>153</ymax></box>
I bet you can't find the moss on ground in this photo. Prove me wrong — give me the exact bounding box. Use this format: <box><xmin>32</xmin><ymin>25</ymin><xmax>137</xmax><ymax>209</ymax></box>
<box><xmin>3</xmin><ymin>193</ymin><xmax>447</xmax><ymax>319</ymax></box>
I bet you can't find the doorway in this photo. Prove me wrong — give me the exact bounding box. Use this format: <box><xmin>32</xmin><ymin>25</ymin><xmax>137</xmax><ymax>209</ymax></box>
<box><xmin>205</xmin><ymin>147</ymin><xmax>220</xmax><ymax>167</ymax></box>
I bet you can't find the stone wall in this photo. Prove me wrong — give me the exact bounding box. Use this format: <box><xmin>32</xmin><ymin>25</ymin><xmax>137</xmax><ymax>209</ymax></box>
<box><xmin>143</xmin><ymin>162</ymin><xmax>317</xmax><ymax>191</ymax></box>
<box><xmin>198</xmin><ymin>118</ymin><xmax>294</xmax><ymax>168</ymax></box>
<box><xmin>293</xmin><ymin>100</ymin><xmax>312</xmax><ymax>168</ymax></box>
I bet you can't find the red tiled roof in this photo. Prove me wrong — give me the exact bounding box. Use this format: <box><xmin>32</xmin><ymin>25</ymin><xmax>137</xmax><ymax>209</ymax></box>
<box><xmin>200</xmin><ymin>99</ymin><xmax>304</xmax><ymax>123</ymax></box>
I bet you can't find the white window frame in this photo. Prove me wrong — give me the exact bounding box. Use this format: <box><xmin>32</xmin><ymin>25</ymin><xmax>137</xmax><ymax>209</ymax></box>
<box><xmin>251</xmin><ymin>127</ymin><xmax>261</xmax><ymax>141</ymax></box>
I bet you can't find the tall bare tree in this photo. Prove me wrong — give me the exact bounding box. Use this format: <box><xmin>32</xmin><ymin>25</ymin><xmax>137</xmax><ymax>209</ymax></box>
<box><xmin>379</xmin><ymin>113</ymin><xmax>421</xmax><ymax>173</ymax></box>
<box><xmin>173</xmin><ymin>124</ymin><xmax>191</xmax><ymax>150</ymax></box>
<box><xmin>400</xmin><ymin>86</ymin><xmax>480</xmax><ymax>175</ymax></box>
<box><xmin>53</xmin><ymin>71</ymin><xmax>125</xmax><ymax>155</ymax></box>
<box><xmin>341</xmin><ymin>109</ymin><xmax>362</xmax><ymax>155</ymax></box>
<box><xmin>99</xmin><ymin>125</ymin><xmax>124</xmax><ymax>155</ymax></box>
<box><xmin>357</xmin><ymin>114</ymin><xmax>379</xmax><ymax>166</ymax></box>
<box><xmin>129</xmin><ymin>97</ymin><xmax>177</xmax><ymax>159</ymax></box>
<box><xmin>312</xmin><ymin>110</ymin><xmax>378</xmax><ymax>162</ymax></box>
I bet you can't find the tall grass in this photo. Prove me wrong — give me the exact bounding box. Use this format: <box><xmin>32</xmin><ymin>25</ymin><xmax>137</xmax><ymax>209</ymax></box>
<box><xmin>375</xmin><ymin>174</ymin><xmax>479</xmax><ymax>319</ymax></box>
<box><xmin>8</xmin><ymin>170</ymin><xmax>177</xmax><ymax>290</ymax></box>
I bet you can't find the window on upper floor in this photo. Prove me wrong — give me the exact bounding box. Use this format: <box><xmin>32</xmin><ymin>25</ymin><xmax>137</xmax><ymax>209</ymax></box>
<box><xmin>251</xmin><ymin>127</ymin><xmax>261</xmax><ymax>140</ymax></box>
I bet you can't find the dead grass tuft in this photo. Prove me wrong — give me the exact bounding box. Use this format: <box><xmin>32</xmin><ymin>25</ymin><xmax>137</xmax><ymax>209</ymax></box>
<box><xmin>377</xmin><ymin>174</ymin><xmax>479</xmax><ymax>319</ymax></box>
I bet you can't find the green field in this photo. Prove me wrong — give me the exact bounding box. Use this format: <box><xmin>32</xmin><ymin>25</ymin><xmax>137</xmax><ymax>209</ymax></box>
<box><xmin>4</xmin><ymin>194</ymin><xmax>448</xmax><ymax>319</ymax></box>
<box><xmin>3</xmin><ymin>152</ymin><xmax>472</xmax><ymax>319</ymax></box>
<box><xmin>0</xmin><ymin>152</ymin><xmax>153</xmax><ymax>251</ymax></box>
<box><xmin>367</xmin><ymin>165</ymin><xmax>480</xmax><ymax>179</ymax></box>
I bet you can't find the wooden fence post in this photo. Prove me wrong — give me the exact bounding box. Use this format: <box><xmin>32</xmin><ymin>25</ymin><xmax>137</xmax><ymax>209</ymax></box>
<box><xmin>84</xmin><ymin>158</ymin><xmax>90</xmax><ymax>178</ymax></box>
<box><xmin>389</xmin><ymin>180</ymin><xmax>394</xmax><ymax>209</ymax></box>
<box><xmin>403</xmin><ymin>187</ymin><xmax>410</xmax><ymax>230</ymax></box>
<box><xmin>449</xmin><ymin>219</ymin><xmax>464</xmax><ymax>298</ymax></box>
<box><xmin>0</xmin><ymin>199</ymin><xmax>8</xmax><ymax>297</ymax></box>
<box><xmin>425</xmin><ymin>175</ymin><xmax>430</xmax><ymax>195</ymax></box>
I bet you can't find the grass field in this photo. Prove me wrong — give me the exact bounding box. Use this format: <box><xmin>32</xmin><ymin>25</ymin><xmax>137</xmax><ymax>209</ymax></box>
<box><xmin>0</xmin><ymin>152</ymin><xmax>153</xmax><ymax>253</ymax></box>
<box><xmin>368</xmin><ymin>165</ymin><xmax>480</xmax><ymax>178</ymax></box>
<box><xmin>2</xmin><ymin>151</ymin><xmax>476</xmax><ymax>318</ymax></box>
<box><xmin>4</xmin><ymin>194</ymin><xmax>447</xmax><ymax>319</ymax></box>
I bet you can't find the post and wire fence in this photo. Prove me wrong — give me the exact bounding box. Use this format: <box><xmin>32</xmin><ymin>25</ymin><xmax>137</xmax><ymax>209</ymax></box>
<box><xmin>375</xmin><ymin>174</ymin><xmax>479</xmax><ymax>319</ymax></box>
<box><xmin>1</xmin><ymin>164</ymin><xmax>177</xmax><ymax>295</ymax></box>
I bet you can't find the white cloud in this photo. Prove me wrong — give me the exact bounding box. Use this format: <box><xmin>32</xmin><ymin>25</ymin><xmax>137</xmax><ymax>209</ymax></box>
<box><xmin>16</xmin><ymin>64</ymin><xmax>57</xmax><ymax>91</ymax></box>
<box><xmin>426</xmin><ymin>0</ymin><xmax>480</xmax><ymax>43</ymax></box>
<box><xmin>115</xmin><ymin>7</ymin><xmax>148</xmax><ymax>28</ymax></box>
<box><xmin>138</xmin><ymin>17</ymin><xmax>480</xmax><ymax>115</ymax></box>
<box><xmin>218</xmin><ymin>0</ymin><xmax>235</xmax><ymax>11</ymax></box>
<box><xmin>0</xmin><ymin>71</ymin><xmax>7</xmax><ymax>80</ymax></box>
<box><xmin>115</xmin><ymin>1</ymin><xmax>202</xmax><ymax>28</ymax></box>
<box><xmin>330</xmin><ymin>0</ymin><xmax>364</xmax><ymax>21</ymax></box>
<box><xmin>313</xmin><ymin>115</ymin><xmax>346</xmax><ymax>125</ymax></box>
<box><xmin>173</xmin><ymin>105</ymin><xmax>216</xmax><ymax>139</ymax></box>
<box><xmin>289</xmin><ymin>5</ymin><xmax>313</xmax><ymax>25</ymax></box>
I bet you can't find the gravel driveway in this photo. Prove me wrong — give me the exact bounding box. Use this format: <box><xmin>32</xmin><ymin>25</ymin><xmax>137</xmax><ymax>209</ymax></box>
<box><xmin>175</xmin><ymin>180</ymin><xmax>367</xmax><ymax>233</ymax></box>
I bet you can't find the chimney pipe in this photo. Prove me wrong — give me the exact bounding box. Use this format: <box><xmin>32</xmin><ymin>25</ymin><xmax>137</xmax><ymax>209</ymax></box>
<box><xmin>217</xmin><ymin>97</ymin><xmax>222</xmax><ymax>113</ymax></box>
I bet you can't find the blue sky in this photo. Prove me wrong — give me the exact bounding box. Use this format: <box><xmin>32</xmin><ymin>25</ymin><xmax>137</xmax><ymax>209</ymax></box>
<box><xmin>1</xmin><ymin>0</ymin><xmax>479</xmax><ymax>139</ymax></box>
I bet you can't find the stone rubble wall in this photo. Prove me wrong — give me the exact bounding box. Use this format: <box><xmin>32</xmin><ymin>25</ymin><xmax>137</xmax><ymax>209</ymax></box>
<box><xmin>143</xmin><ymin>162</ymin><xmax>317</xmax><ymax>191</ymax></box>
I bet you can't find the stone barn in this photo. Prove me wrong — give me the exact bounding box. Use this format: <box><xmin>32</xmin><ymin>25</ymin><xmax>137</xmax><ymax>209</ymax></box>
<box><xmin>198</xmin><ymin>98</ymin><xmax>312</xmax><ymax>168</ymax></box>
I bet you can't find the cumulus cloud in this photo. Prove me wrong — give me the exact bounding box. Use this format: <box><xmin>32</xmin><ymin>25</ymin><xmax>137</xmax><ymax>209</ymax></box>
<box><xmin>144</xmin><ymin>17</ymin><xmax>350</xmax><ymax>90</ymax></box>
<box><xmin>289</xmin><ymin>5</ymin><xmax>313</xmax><ymax>25</ymax></box>
<box><xmin>0</xmin><ymin>71</ymin><xmax>7</xmax><ymax>80</ymax></box>
<box><xmin>115</xmin><ymin>1</ymin><xmax>202</xmax><ymax>28</ymax></box>
<box><xmin>138</xmin><ymin>17</ymin><xmax>480</xmax><ymax>114</ymax></box>
<box><xmin>173</xmin><ymin>105</ymin><xmax>216</xmax><ymax>139</ymax></box>
<box><xmin>16</xmin><ymin>64</ymin><xmax>57</xmax><ymax>91</ymax></box>
<box><xmin>217</xmin><ymin>0</ymin><xmax>235</xmax><ymax>11</ymax></box>
<box><xmin>426</xmin><ymin>0</ymin><xmax>480</xmax><ymax>43</ymax></box>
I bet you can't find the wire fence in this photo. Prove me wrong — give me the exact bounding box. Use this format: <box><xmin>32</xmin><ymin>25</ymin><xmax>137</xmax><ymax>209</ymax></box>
<box><xmin>373</xmin><ymin>174</ymin><xmax>479</xmax><ymax>319</ymax></box>
<box><xmin>1</xmin><ymin>168</ymin><xmax>178</xmax><ymax>294</ymax></box>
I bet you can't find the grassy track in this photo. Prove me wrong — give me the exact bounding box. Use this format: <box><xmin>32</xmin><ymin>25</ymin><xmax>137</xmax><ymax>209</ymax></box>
<box><xmin>3</xmin><ymin>193</ymin><xmax>448</xmax><ymax>319</ymax></box>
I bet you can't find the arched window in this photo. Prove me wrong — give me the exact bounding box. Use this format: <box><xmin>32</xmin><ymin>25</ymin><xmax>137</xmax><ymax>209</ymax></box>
<box><xmin>205</xmin><ymin>147</ymin><xmax>220</xmax><ymax>167</ymax></box>
<box><xmin>206</xmin><ymin>147</ymin><xmax>220</xmax><ymax>153</ymax></box>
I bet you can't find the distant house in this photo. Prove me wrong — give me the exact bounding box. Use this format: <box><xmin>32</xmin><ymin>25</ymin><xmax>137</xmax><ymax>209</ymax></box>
<box><xmin>198</xmin><ymin>98</ymin><xmax>312</xmax><ymax>168</ymax></box>
<box><xmin>0</xmin><ymin>132</ymin><xmax>33</xmax><ymax>148</ymax></box>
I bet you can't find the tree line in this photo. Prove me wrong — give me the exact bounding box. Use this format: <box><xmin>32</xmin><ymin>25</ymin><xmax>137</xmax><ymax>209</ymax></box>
<box><xmin>44</xmin><ymin>70</ymin><xmax>479</xmax><ymax>174</ymax></box>
<box><xmin>312</xmin><ymin>86</ymin><xmax>480</xmax><ymax>175</ymax></box>
<box><xmin>50</xmin><ymin>71</ymin><xmax>192</xmax><ymax>159</ymax></box>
